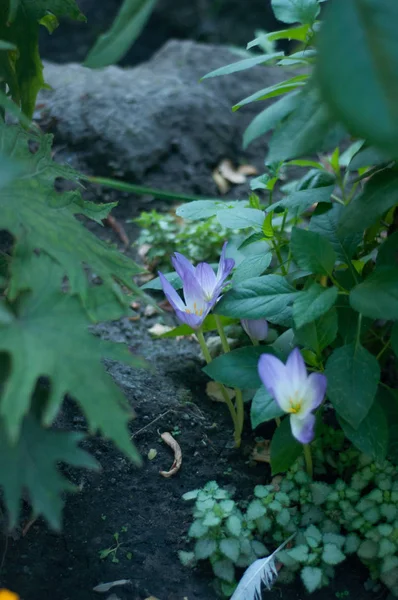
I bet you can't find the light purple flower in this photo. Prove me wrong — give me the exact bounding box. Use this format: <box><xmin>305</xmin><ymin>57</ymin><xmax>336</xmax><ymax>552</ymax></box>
<box><xmin>158</xmin><ymin>243</ymin><xmax>235</xmax><ymax>330</ymax></box>
<box><xmin>258</xmin><ymin>348</ymin><xmax>327</xmax><ymax>444</ymax></box>
<box><xmin>241</xmin><ymin>318</ymin><xmax>268</xmax><ymax>342</ymax></box>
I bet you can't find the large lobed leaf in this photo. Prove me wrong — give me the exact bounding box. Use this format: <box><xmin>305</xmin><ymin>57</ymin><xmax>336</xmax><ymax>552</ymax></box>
<box><xmin>0</xmin><ymin>255</ymin><xmax>146</xmax><ymax>462</ymax></box>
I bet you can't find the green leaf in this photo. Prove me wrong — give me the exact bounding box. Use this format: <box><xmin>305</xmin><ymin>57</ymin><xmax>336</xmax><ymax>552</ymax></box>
<box><xmin>188</xmin><ymin>520</ymin><xmax>208</xmax><ymax>538</ymax></box>
<box><xmin>0</xmin><ymin>256</ymin><xmax>144</xmax><ymax>465</ymax></box>
<box><xmin>288</xmin><ymin>544</ymin><xmax>309</xmax><ymax>562</ymax></box>
<box><xmin>0</xmin><ymin>124</ymin><xmax>142</xmax><ymax>307</ymax></box>
<box><xmin>291</xmin><ymin>227</ymin><xmax>336</xmax><ymax>275</ymax></box>
<box><xmin>216</xmin><ymin>207</ymin><xmax>265</xmax><ymax>230</ymax></box>
<box><xmin>251</xmin><ymin>386</ymin><xmax>284</xmax><ymax>428</ymax></box>
<box><xmin>294</xmin><ymin>308</ymin><xmax>338</xmax><ymax>354</ymax></box>
<box><xmin>325</xmin><ymin>343</ymin><xmax>380</xmax><ymax>428</ymax></box>
<box><xmin>248</xmin><ymin>24</ymin><xmax>311</xmax><ymax>47</ymax></box>
<box><xmin>178</xmin><ymin>551</ymin><xmax>195</xmax><ymax>567</ymax></box>
<box><xmin>0</xmin><ymin>415</ymin><xmax>99</xmax><ymax>529</ymax></box>
<box><xmin>202</xmin><ymin>52</ymin><xmax>284</xmax><ymax>79</ymax></box>
<box><xmin>227</xmin><ymin>514</ymin><xmax>242</xmax><ymax>537</ymax></box>
<box><xmin>243</xmin><ymin>92</ymin><xmax>299</xmax><ymax>148</ymax></box>
<box><xmin>266</xmin><ymin>87</ymin><xmax>341</xmax><ymax>164</ymax></box>
<box><xmin>270</xmin><ymin>417</ymin><xmax>302</xmax><ymax>475</ymax></box>
<box><xmin>271</xmin><ymin>185</ymin><xmax>333</xmax><ymax>215</ymax></box>
<box><xmin>142</xmin><ymin>271</ymin><xmax>182</xmax><ymax>291</ymax></box>
<box><xmin>271</xmin><ymin>0</ymin><xmax>320</xmax><ymax>24</ymax></box>
<box><xmin>84</xmin><ymin>0</ymin><xmax>157</xmax><ymax>68</ymax></box>
<box><xmin>321</xmin><ymin>543</ymin><xmax>346</xmax><ymax>566</ymax></box>
<box><xmin>392</xmin><ymin>322</ymin><xmax>398</xmax><ymax>358</ymax></box>
<box><xmin>233</xmin><ymin>75</ymin><xmax>307</xmax><ymax>111</ymax></box>
<box><xmin>216</xmin><ymin>274</ymin><xmax>299</xmax><ymax>326</ymax></box>
<box><xmin>246</xmin><ymin>499</ymin><xmax>267</xmax><ymax>521</ymax></box>
<box><xmin>195</xmin><ymin>538</ymin><xmax>217</xmax><ymax>560</ymax></box>
<box><xmin>176</xmin><ymin>200</ymin><xmax>242</xmax><ymax>221</ymax></box>
<box><xmin>310</xmin><ymin>204</ymin><xmax>362</xmax><ymax>264</ymax></box>
<box><xmin>377</xmin><ymin>232</ymin><xmax>398</xmax><ymax>268</ymax></box>
<box><xmin>212</xmin><ymin>558</ymin><xmax>235</xmax><ymax>583</ymax></box>
<box><xmin>338</xmin><ymin>170</ymin><xmax>398</xmax><ymax>235</ymax></box>
<box><xmin>301</xmin><ymin>566</ymin><xmax>323</xmax><ymax>593</ymax></box>
<box><xmin>350</xmin><ymin>267</ymin><xmax>398</xmax><ymax>320</ymax></box>
<box><xmin>375</xmin><ymin>387</ymin><xmax>398</xmax><ymax>464</ymax></box>
<box><xmin>203</xmin><ymin>346</ymin><xmax>272</xmax><ymax>389</ymax></box>
<box><xmin>233</xmin><ymin>252</ymin><xmax>272</xmax><ymax>284</ymax></box>
<box><xmin>293</xmin><ymin>284</ymin><xmax>338</xmax><ymax>329</ymax></box>
<box><xmin>220</xmin><ymin>538</ymin><xmax>241</xmax><ymax>563</ymax></box>
<box><xmin>0</xmin><ymin>40</ymin><xmax>17</xmax><ymax>50</ymax></box>
<box><xmin>348</xmin><ymin>146</ymin><xmax>392</xmax><ymax>171</ymax></box>
<box><xmin>158</xmin><ymin>315</ymin><xmax>236</xmax><ymax>338</ymax></box>
<box><xmin>317</xmin><ymin>0</ymin><xmax>398</xmax><ymax>156</ymax></box>
<box><xmin>338</xmin><ymin>402</ymin><xmax>388</xmax><ymax>463</ymax></box>
<box><xmin>310</xmin><ymin>482</ymin><xmax>332</xmax><ymax>506</ymax></box>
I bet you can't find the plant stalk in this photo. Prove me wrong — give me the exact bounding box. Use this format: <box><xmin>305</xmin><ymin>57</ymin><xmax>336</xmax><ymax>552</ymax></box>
<box><xmin>303</xmin><ymin>444</ymin><xmax>313</xmax><ymax>478</ymax></box>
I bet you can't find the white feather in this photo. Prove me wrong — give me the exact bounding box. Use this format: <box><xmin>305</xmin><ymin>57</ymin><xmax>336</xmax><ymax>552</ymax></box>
<box><xmin>230</xmin><ymin>533</ymin><xmax>296</xmax><ymax>600</ymax></box>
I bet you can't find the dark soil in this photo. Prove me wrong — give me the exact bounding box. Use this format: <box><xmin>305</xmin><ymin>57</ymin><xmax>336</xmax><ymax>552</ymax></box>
<box><xmin>1</xmin><ymin>188</ymin><xmax>382</xmax><ymax>600</ymax></box>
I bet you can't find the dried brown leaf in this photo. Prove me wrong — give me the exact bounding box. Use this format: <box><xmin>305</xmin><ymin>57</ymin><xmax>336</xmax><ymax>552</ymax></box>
<box><xmin>252</xmin><ymin>439</ymin><xmax>271</xmax><ymax>463</ymax></box>
<box><xmin>105</xmin><ymin>215</ymin><xmax>129</xmax><ymax>248</ymax></box>
<box><xmin>159</xmin><ymin>432</ymin><xmax>182</xmax><ymax>478</ymax></box>
<box><xmin>212</xmin><ymin>169</ymin><xmax>230</xmax><ymax>194</ymax></box>
<box><xmin>148</xmin><ymin>323</ymin><xmax>173</xmax><ymax>336</ymax></box>
<box><xmin>237</xmin><ymin>164</ymin><xmax>258</xmax><ymax>176</ymax></box>
<box><xmin>218</xmin><ymin>159</ymin><xmax>246</xmax><ymax>184</ymax></box>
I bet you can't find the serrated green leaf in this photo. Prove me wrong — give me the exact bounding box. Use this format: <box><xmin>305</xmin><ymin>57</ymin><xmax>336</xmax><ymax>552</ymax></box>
<box><xmin>243</xmin><ymin>91</ymin><xmax>299</xmax><ymax>148</ymax></box>
<box><xmin>339</xmin><ymin>170</ymin><xmax>398</xmax><ymax>235</ymax></box>
<box><xmin>188</xmin><ymin>520</ymin><xmax>208</xmax><ymax>538</ymax></box>
<box><xmin>251</xmin><ymin>385</ymin><xmax>285</xmax><ymax>428</ymax></box>
<box><xmin>325</xmin><ymin>343</ymin><xmax>380</xmax><ymax>429</ymax></box>
<box><xmin>310</xmin><ymin>482</ymin><xmax>332</xmax><ymax>506</ymax></box>
<box><xmin>0</xmin><ymin>415</ymin><xmax>99</xmax><ymax>529</ymax></box>
<box><xmin>322</xmin><ymin>543</ymin><xmax>346</xmax><ymax>566</ymax></box>
<box><xmin>227</xmin><ymin>514</ymin><xmax>242</xmax><ymax>537</ymax></box>
<box><xmin>288</xmin><ymin>544</ymin><xmax>309</xmax><ymax>562</ymax></box>
<box><xmin>178</xmin><ymin>550</ymin><xmax>195</xmax><ymax>566</ymax></box>
<box><xmin>220</xmin><ymin>538</ymin><xmax>241</xmax><ymax>562</ymax></box>
<box><xmin>203</xmin><ymin>346</ymin><xmax>272</xmax><ymax>389</ymax></box>
<box><xmin>350</xmin><ymin>267</ymin><xmax>398</xmax><ymax>320</ymax></box>
<box><xmin>182</xmin><ymin>489</ymin><xmax>200</xmax><ymax>501</ymax></box>
<box><xmin>85</xmin><ymin>0</ymin><xmax>156</xmax><ymax>68</ymax></box>
<box><xmin>293</xmin><ymin>284</ymin><xmax>338</xmax><ymax>329</ymax></box>
<box><xmin>317</xmin><ymin>0</ymin><xmax>398</xmax><ymax>156</ymax></box>
<box><xmin>271</xmin><ymin>0</ymin><xmax>320</xmax><ymax>24</ymax></box>
<box><xmin>301</xmin><ymin>566</ymin><xmax>322</xmax><ymax>593</ymax></box>
<box><xmin>291</xmin><ymin>227</ymin><xmax>336</xmax><ymax>275</ymax></box>
<box><xmin>344</xmin><ymin>533</ymin><xmax>360</xmax><ymax>555</ymax></box>
<box><xmin>310</xmin><ymin>204</ymin><xmax>362</xmax><ymax>264</ymax></box>
<box><xmin>202</xmin><ymin>52</ymin><xmax>283</xmax><ymax>80</ymax></box>
<box><xmin>247</xmin><ymin>499</ymin><xmax>267</xmax><ymax>521</ymax></box>
<box><xmin>203</xmin><ymin>511</ymin><xmax>222</xmax><ymax>527</ymax></box>
<box><xmin>338</xmin><ymin>402</ymin><xmax>388</xmax><ymax>463</ymax></box>
<box><xmin>270</xmin><ymin>417</ymin><xmax>302</xmax><ymax>475</ymax></box>
<box><xmin>0</xmin><ymin>256</ymin><xmax>143</xmax><ymax>466</ymax></box>
<box><xmin>304</xmin><ymin>525</ymin><xmax>322</xmax><ymax>546</ymax></box>
<box><xmin>216</xmin><ymin>274</ymin><xmax>299</xmax><ymax>326</ymax></box>
<box><xmin>232</xmin><ymin>252</ymin><xmax>272</xmax><ymax>284</ymax></box>
<box><xmin>195</xmin><ymin>538</ymin><xmax>217</xmax><ymax>560</ymax></box>
<box><xmin>213</xmin><ymin>558</ymin><xmax>235</xmax><ymax>583</ymax></box>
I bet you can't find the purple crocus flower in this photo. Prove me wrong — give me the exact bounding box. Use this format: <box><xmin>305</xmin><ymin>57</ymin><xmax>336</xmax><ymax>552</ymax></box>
<box><xmin>241</xmin><ymin>318</ymin><xmax>268</xmax><ymax>342</ymax></box>
<box><xmin>158</xmin><ymin>243</ymin><xmax>234</xmax><ymax>330</ymax></box>
<box><xmin>258</xmin><ymin>348</ymin><xmax>327</xmax><ymax>444</ymax></box>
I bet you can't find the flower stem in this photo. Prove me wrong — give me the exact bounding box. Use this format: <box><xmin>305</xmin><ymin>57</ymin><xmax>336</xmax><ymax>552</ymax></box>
<box><xmin>271</xmin><ymin>239</ymin><xmax>287</xmax><ymax>276</ymax></box>
<box><xmin>214</xmin><ymin>314</ymin><xmax>230</xmax><ymax>353</ymax></box>
<box><xmin>303</xmin><ymin>444</ymin><xmax>313</xmax><ymax>478</ymax></box>
<box><xmin>196</xmin><ymin>328</ymin><xmax>239</xmax><ymax>444</ymax></box>
<box><xmin>214</xmin><ymin>315</ymin><xmax>244</xmax><ymax>447</ymax></box>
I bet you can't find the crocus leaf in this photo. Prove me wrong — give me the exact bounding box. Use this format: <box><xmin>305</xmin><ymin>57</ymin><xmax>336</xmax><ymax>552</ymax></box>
<box><xmin>203</xmin><ymin>346</ymin><xmax>275</xmax><ymax>389</ymax></box>
<box><xmin>291</xmin><ymin>228</ymin><xmax>336</xmax><ymax>275</ymax></box>
<box><xmin>293</xmin><ymin>284</ymin><xmax>338</xmax><ymax>329</ymax></box>
<box><xmin>350</xmin><ymin>267</ymin><xmax>398</xmax><ymax>320</ymax></box>
<box><xmin>251</xmin><ymin>386</ymin><xmax>284</xmax><ymax>429</ymax></box>
<box><xmin>325</xmin><ymin>343</ymin><xmax>380</xmax><ymax>429</ymax></box>
<box><xmin>338</xmin><ymin>401</ymin><xmax>388</xmax><ymax>463</ymax></box>
<box><xmin>270</xmin><ymin>417</ymin><xmax>302</xmax><ymax>475</ymax></box>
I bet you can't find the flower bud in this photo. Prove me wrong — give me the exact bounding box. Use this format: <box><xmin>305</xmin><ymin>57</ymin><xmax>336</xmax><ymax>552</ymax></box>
<box><xmin>241</xmin><ymin>318</ymin><xmax>268</xmax><ymax>342</ymax></box>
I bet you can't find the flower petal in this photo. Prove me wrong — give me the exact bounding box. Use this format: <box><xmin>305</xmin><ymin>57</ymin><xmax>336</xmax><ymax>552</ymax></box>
<box><xmin>258</xmin><ymin>353</ymin><xmax>291</xmax><ymax>412</ymax></box>
<box><xmin>216</xmin><ymin>242</ymin><xmax>235</xmax><ymax>284</ymax></box>
<box><xmin>196</xmin><ymin>262</ymin><xmax>217</xmax><ymax>301</ymax></box>
<box><xmin>174</xmin><ymin>308</ymin><xmax>205</xmax><ymax>330</ymax></box>
<box><xmin>171</xmin><ymin>252</ymin><xmax>195</xmax><ymax>280</ymax></box>
<box><xmin>182</xmin><ymin>270</ymin><xmax>207</xmax><ymax>311</ymax></box>
<box><xmin>290</xmin><ymin>413</ymin><xmax>316</xmax><ymax>444</ymax></box>
<box><xmin>286</xmin><ymin>348</ymin><xmax>307</xmax><ymax>391</ymax></box>
<box><xmin>158</xmin><ymin>271</ymin><xmax>185</xmax><ymax>312</ymax></box>
<box><xmin>301</xmin><ymin>372</ymin><xmax>327</xmax><ymax>415</ymax></box>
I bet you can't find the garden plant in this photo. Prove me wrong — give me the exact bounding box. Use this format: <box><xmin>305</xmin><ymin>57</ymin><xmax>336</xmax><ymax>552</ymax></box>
<box><xmin>2</xmin><ymin>0</ymin><xmax>398</xmax><ymax>599</ymax></box>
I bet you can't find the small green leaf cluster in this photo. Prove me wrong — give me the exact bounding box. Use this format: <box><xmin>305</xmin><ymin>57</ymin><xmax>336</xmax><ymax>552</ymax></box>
<box><xmin>134</xmin><ymin>210</ymin><xmax>235</xmax><ymax>272</ymax></box>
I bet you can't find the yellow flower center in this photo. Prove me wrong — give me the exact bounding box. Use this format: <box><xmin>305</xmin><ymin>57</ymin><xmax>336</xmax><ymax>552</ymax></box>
<box><xmin>185</xmin><ymin>302</ymin><xmax>203</xmax><ymax>316</ymax></box>
<box><xmin>287</xmin><ymin>394</ymin><xmax>302</xmax><ymax>414</ymax></box>
<box><xmin>0</xmin><ymin>590</ymin><xmax>20</xmax><ymax>600</ymax></box>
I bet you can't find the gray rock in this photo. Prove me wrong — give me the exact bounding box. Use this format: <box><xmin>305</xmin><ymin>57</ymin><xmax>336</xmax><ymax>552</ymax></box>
<box><xmin>39</xmin><ymin>40</ymin><xmax>286</xmax><ymax>196</ymax></box>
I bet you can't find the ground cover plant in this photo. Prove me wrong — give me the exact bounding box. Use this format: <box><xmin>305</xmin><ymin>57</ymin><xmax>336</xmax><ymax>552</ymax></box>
<box><xmin>141</xmin><ymin>0</ymin><xmax>398</xmax><ymax>596</ymax></box>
